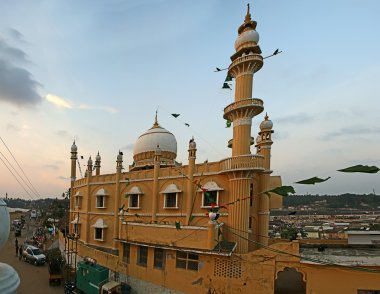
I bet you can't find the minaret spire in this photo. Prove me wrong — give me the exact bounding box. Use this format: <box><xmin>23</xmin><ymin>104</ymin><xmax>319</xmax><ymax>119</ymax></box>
<box><xmin>245</xmin><ymin>3</ymin><xmax>251</xmax><ymax>22</ymax></box>
<box><xmin>153</xmin><ymin>110</ymin><xmax>159</xmax><ymax>128</ymax></box>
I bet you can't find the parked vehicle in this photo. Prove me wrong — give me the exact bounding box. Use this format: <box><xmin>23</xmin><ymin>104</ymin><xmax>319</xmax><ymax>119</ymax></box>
<box><xmin>30</xmin><ymin>210</ymin><xmax>37</xmax><ymax>219</ymax></box>
<box><xmin>14</xmin><ymin>226</ymin><xmax>21</xmax><ymax>237</ymax></box>
<box><xmin>22</xmin><ymin>245</ymin><xmax>46</xmax><ymax>265</ymax></box>
<box><xmin>46</xmin><ymin>248</ymin><xmax>64</xmax><ymax>286</ymax></box>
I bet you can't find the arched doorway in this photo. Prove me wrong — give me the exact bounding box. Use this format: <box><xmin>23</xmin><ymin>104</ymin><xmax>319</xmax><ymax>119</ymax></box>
<box><xmin>275</xmin><ymin>267</ymin><xmax>306</xmax><ymax>294</ymax></box>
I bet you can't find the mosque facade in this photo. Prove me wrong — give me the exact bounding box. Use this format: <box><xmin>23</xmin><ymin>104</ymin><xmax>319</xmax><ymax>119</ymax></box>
<box><xmin>67</xmin><ymin>5</ymin><xmax>380</xmax><ymax>294</ymax></box>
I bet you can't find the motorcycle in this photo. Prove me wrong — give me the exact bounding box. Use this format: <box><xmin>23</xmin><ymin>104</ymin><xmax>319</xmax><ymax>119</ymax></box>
<box><xmin>64</xmin><ymin>281</ymin><xmax>76</xmax><ymax>294</ymax></box>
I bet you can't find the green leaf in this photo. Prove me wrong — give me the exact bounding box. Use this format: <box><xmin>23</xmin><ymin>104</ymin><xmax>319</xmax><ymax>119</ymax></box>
<box><xmin>224</xmin><ymin>75</ymin><xmax>232</xmax><ymax>82</ymax></box>
<box><xmin>125</xmin><ymin>177</ymin><xmax>130</xmax><ymax>186</ymax></box>
<box><xmin>218</xmin><ymin>227</ymin><xmax>222</xmax><ymax>237</ymax></box>
<box><xmin>263</xmin><ymin>186</ymin><xmax>296</xmax><ymax>197</ymax></box>
<box><xmin>175</xmin><ymin>221</ymin><xmax>181</xmax><ymax>230</ymax></box>
<box><xmin>189</xmin><ymin>215</ymin><xmax>195</xmax><ymax>224</ymax></box>
<box><xmin>338</xmin><ymin>165</ymin><xmax>380</xmax><ymax>174</ymax></box>
<box><xmin>226</xmin><ymin>119</ymin><xmax>231</xmax><ymax>128</ymax></box>
<box><xmin>171</xmin><ymin>113</ymin><xmax>180</xmax><ymax>118</ymax></box>
<box><xmin>295</xmin><ymin>176</ymin><xmax>331</xmax><ymax>185</ymax></box>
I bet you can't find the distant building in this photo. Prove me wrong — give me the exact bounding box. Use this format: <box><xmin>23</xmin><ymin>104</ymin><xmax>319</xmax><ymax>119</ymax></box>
<box><xmin>348</xmin><ymin>231</ymin><xmax>380</xmax><ymax>245</ymax></box>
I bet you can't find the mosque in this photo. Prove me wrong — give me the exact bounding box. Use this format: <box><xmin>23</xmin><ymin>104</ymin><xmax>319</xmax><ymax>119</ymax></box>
<box><xmin>67</xmin><ymin>5</ymin><xmax>380</xmax><ymax>294</ymax></box>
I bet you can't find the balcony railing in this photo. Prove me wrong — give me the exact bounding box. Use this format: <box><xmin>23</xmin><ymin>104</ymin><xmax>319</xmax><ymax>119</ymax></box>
<box><xmin>229</xmin><ymin>53</ymin><xmax>263</xmax><ymax>74</ymax></box>
<box><xmin>224</xmin><ymin>98</ymin><xmax>263</xmax><ymax>119</ymax></box>
<box><xmin>219</xmin><ymin>154</ymin><xmax>264</xmax><ymax>173</ymax></box>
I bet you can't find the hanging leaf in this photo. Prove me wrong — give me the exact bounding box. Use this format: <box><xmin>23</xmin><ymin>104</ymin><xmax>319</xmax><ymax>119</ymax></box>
<box><xmin>171</xmin><ymin>113</ymin><xmax>180</xmax><ymax>118</ymax></box>
<box><xmin>338</xmin><ymin>165</ymin><xmax>380</xmax><ymax>174</ymax></box>
<box><xmin>189</xmin><ymin>215</ymin><xmax>195</xmax><ymax>224</ymax></box>
<box><xmin>222</xmin><ymin>82</ymin><xmax>231</xmax><ymax>90</ymax></box>
<box><xmin>175</xmin><ymin>221</ymin><xmax>181</xmax><ymax>230</ymax></box>
<box><xmin>226</xmin><ymin>119</ymin><xmax>232</xmax><ymax>128</ymax></box>
<box><xmin>295</xmin><ymin>176</ymin><xmax>331</xmax><ymax>185</ymax></box>
<box><xmin>224</xmin><ymin>75</ymin><xmax>232</xmax><ymax>82</ymax></box>
<box><xmin>125</xmin><ymin>177</ymin><xmax>130</xmax><ymax>186</ymax></box>
<box><xmin>218</xmin><ymin>227</ymin><xmax>222</xmax><ymax>237</ymax></box>
<box><xmin>263</xmin><ymin>186</ymin><xmax>296</xmax><ymax>197</ymax></box>
<box><xmin>204</xmin><ymin>192</ymin><xmax>211</xmax><ymax>202</ymax></box>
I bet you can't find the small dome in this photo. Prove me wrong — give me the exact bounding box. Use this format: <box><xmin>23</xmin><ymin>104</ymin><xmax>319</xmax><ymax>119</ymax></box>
<box><xmin>96</xmin><ymin>152</ymin><xmax>101</xmax><ymax>162</ymax></box>
<box><xmin>260</xmin><ymin>114</ymin><xmax>273</xmax><ymax>131</ymax></box>
<box><xmin>71</xmin><ymin>141</ymin><xmax>77</xmax><ymax>152</ymax></box>
<box><xmin>235</xmin><ymin>29</ymin><xmax>259</xmax><ymax>51</ymax></box>
<box><xmin>189</xmin><ymin>137</ymin><xmax>196</xmax><ymax>149</ymax></box>
<box><xmin>133</xmin><ymin>126</ymin><xmax>177</xmax><ymax>158</ymax></box>
<box><xmin>256</xmin><ymin>135</ymin><xmax>261</xmax><ymax>144</ymax></box>
<box><xmin>117</xmin><ymin>153</ymin><xmax>123</xmax><ymax>161</ymax></box>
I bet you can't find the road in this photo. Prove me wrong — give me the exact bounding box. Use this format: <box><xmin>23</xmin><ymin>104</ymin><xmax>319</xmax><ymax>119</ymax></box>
<box><xmin>0</xmin><ymin>218</ymin><xmax>63</xmax><ymax>293</ymax></box>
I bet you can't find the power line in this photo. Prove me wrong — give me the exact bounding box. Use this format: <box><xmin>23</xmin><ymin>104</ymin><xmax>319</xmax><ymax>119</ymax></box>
<box><xmin>0</xmin><ymin>154</ymin><xmax>36</xmax><ymax>200</ymax></box>
<box><xmin>0</xmin><ymin>149</ymin><xmax>40</xmax><ymax>199</ymax></box>
<box><xmin>0</xmin><ymin>136</ymin><xmax>42</xmax><ymax>198</ymax></box>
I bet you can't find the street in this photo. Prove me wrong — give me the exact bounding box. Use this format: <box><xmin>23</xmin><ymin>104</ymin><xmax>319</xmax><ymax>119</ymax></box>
<box><xmin>0</xmin><ymin>218</ymin><xmax>63</xmax><ymax>293</ymax></box>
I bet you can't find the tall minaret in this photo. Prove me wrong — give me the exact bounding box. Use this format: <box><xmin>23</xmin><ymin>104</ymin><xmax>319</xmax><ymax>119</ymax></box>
<box><xmin>70</xmin><ymin>141</ymin><xmax>77</xmax><ymax>184</ymax></box>
<box><xmin>114</xmin><ymin>151</ymin><xmax>123</xmax><ymax>249</ymax></box>
<box><xmin>256</xmin><ymin>114</ymin><xmax>274</xmax><ymax>246</ymax></box>
<box><xmin>94</xmin><ymin>152</ymin><xmax>101</xmax><ymax>176</ymax></box>
<box><xmin>185</xmin><ymin>138</ymin><xmax>197</xmax><ymax>225</ymax></box>
<box><xmin>223</xmin><ymin>4</ymin><xmax>264</xmax><ymax>253</ymax></box>
<box><xmin>70</xmin><ymin>141</ymin><xmax>78</xmax><ymax>211</ymax></box>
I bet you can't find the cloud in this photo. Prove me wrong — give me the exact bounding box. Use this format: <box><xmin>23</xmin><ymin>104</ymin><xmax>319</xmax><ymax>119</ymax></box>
<box><xmin>55</xmin><ymin>130</ymin><xmax>69</xmax><ymax>137</ymax></box>
<box><xmin>46</xmin><ymin>93</ymin><xmax>118</xmax><ymax>114</ymax></box>
<box><xmin>43</xmin><ymin>164</ymin><xmax>59</xmax><ymax>170</ymax></box>
<box><xmin>121</xmin><ymin>143</ymin><xmax>134</xmax><ymax>151</ymax></box>
<box><xmin>57</xmin><ymin>176</ymin><xmax>70</xmax><ymax>181</ymax></box>
<box><xmin>77</xmin><ymin>104</ymin><xmax>118</xmax><ymax>114</ymax></box>
<box><xmin>5</xmin><ymin>28</ymin><xmax>25</xmax><ymax>43</ymax></box>
<box><xmin>321</xmin><ymin>127</ymin><xmax>380</xmax><ymax>140</ymax></box>
<box><xmin>0</xmin><ymin>37</ymin><xmax>28</xmax><ymax>63</ymax></box>
<box><xmin>275</xmin><ymin>113</ymin><xmax>314</xmax><ymax>125</ymax></box>
<box><xmin>46</xmin><ymin>94</ymin><xmax>72</xmax><ymax>109</ymax></box>
<box><xmin>6</xmin><ymin>123</ymin><xmax>20</xmax><ymax>132</ymax></box>
<box><xmin>0</xmin><ymin>37</ymin><xmax>42</xmax><ymax>107</ymax></box>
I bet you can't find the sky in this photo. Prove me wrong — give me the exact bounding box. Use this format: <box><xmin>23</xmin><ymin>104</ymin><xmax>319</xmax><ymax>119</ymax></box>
<box><xmin>0</xmin><ymin>0</ymin><xmax>379</xmax><ymax>200</ymax></box>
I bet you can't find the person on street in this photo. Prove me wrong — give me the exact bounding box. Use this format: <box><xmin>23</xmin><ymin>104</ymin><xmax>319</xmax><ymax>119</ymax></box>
<box><xmin>18</xmin><ymin>245</ymin><xmax>23</xmax><ymax>260</ymax></box>
<box><xmin>15</xmin><ymin>238</ymin><xmax>19</xmax><ymax>257</ymax></box>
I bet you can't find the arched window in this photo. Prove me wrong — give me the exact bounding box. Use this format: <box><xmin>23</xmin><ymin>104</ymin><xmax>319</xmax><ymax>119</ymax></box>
<box><xmin>275</xmin><ymin>267</ymin><xmax>306</xmax><ymax>294</ymax></box>
<box><xmin>198</xmin><ymin>181</ymin><xmax>223</xmax><ymax>208</ymax></box>
<box><xmin>161</xmin><ymin>184</ymin><xmax>181</xmax><ymax>209</ymax></box>
<box><xmin>92</xmin><ymin>218</ymin><xmax>108</xmax><ymax>241</ymax></box>
<box><xmin>95</xmin><ymin>188</ymin><xmax>109</xmax><ymax>208</ymax></box>
<box><xmin>74</xmin><ymin>191</ymin><xmax>83</xmax><ymax>208</ymax></box>
<box><xmin>126</xmin><ymin>186</ymin><xmax>143</xmax><ymax>209</ymax></box>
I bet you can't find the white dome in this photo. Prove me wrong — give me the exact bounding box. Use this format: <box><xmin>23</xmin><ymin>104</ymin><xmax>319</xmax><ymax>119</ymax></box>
<box><xmin>0</xmin><ymin>199</ymin><xmax>10</xmax><ymax>249</ymax></box>
<box><xmin>234</xmin><ymin>29</ymin><xmax>259</xmax><ymax>51</ymax></box>
<box><xmin>133</xmin><ymin>126</ymin><xmax>177</xmax><ymax>157</ymax></box>
<box><xmin>0</xmin><ymin>263</ymin><xmax>20</xmax><ymax>294</ymax></box>
<box><xmin>260</xmin><ymin>116</ymin><xmax>273</xmax><ymax>131</ymax></box>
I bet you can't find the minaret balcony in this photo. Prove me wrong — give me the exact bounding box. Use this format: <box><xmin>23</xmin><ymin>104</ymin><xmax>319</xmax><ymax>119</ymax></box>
<box><xmin>223</xmin><ymin>98</ymin><xmax>264</xmax><ymax>121</ymax></box>
<box><xmin>219</xmin><ymin>154</ymin><xmax>264</xmax><ymax>173</ymax></box>
<box><xmin>228</xmin><ymin>53</ymin><xmax>263</xmax><ymax>77</ymax></box>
